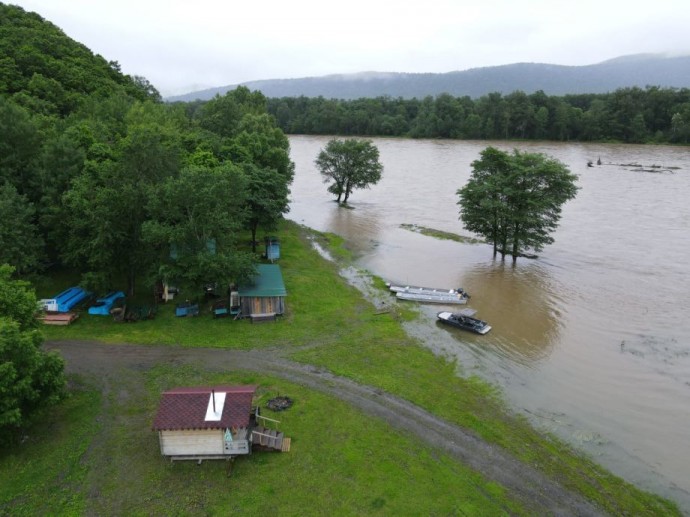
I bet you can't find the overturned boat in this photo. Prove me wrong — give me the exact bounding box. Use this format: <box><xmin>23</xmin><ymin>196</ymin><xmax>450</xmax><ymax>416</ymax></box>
<box><xmin>437</xmin><ymin>308</ymin><xmax>492</xmax><ymax>334</ymax></box>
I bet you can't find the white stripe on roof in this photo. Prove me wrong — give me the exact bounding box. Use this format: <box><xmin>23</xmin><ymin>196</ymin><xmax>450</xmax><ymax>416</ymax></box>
<box><xmin>205</xmin><ymin>392</ymin><xmax>226</xmax><ymax>421</ymax></box>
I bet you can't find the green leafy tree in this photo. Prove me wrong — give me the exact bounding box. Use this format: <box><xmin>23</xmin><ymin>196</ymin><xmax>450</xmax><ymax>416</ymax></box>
<box><xmin>456</xmin><ymin>147</ymin><xmax>512</xmax><ymax>258</ymax></box>
<box><xmin>242</xmin><ymin>164</ymin><xmax>291</xmax><ymax>252</ymax></box>
<box><xmin>0</xmin><ymin>184</ymin><xmax>44</xmax><ymax>274</ymax></box>
<box><xmin>505</xmin><ymin>91</ymin><xmax>535</xmax><ymax>139</ymax></box>
<box><xmin>35</xmin><ymin>124</ymin><xmax>88</xmax><ymax>260</ymax></box>
<box><xmin>61</xmin><ymin>102</ymin><xmax>183</xmax><ymax>295</ymax></box>
<box><xmin>0</xmin><ymin>264</ymin><xmax>65</xmax><ymax>445</ymax></box>
<box><xmin>230</xmin><ymin>113</ymin><xmax>295</xmax><ymax>180</ymax></box>
<box><xmin>0</xmin><ymin>97</ymin><xmax>41</xmax><ymax>200</ymax></box>
<box><xmin>458</xmin><ymin>147</ymin><xmax>578</xmax><ymax>263</ymax></box>
<box><xmin>315</xmin><ymin>138</ymin><xmax>383</xmax><ymax>204</ymax></box>
<box><xmin>142</xmin><ymin>164</ymin><xmax>255</xmax><ymax>294</ymax></box>
<box><xmin>534</xmin><ymin>106</ymin><xmax>549</xmax><ymax>139</ymax></box>
<box><xmin>671</xmin><ymin>104</ymin><xmax>690</xmax><ymax>143</ymax></box>
<box><xmin>197</xmin><ymin>87</ymin><xmax>267</xmax><ymax>139</ymax></box>
<box><xmin>1</xmin><ymin>4</ymin><xmax>160</xmax><ymax>112</ymax></box>
<box><xmin>580</xmin><ymin>99</ymin><xmax>610</xmax><ymax>141</ymax></box>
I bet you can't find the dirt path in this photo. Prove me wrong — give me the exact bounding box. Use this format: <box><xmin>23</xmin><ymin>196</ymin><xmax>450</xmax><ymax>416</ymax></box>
<box><xmin>46</xmin><ymin>340</ymin><xmax>604</xmax><ymax>516</ymax></box>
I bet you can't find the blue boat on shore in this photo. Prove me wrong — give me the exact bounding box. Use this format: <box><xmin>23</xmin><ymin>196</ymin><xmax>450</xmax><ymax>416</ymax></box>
<box><xmin>88</xmin><ymin>291</ymin><xmax>125</xmax><ymax>316</ymax></box>
<box><xmin>40</xmin><ymin>287</ymin><xmax>91</xmax><ymax>313</ymax></box>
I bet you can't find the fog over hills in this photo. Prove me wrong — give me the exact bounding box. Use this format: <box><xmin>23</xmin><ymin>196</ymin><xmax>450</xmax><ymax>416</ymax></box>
<box><xmin>166</xmin><ymin>53</ymin><xmax>690</xmax><ymax>102</ymax></box>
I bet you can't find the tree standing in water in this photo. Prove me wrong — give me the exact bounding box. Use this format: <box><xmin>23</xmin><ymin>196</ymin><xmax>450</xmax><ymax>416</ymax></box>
<box><xmin>457</xmin><ymin>147</ymin><xmax>578</xmax><ymax>263</ymax></box>
<box><xmin>315</xmin><ymin>139</ymin><xmax>383</xmax><ymax>204</ymax></box>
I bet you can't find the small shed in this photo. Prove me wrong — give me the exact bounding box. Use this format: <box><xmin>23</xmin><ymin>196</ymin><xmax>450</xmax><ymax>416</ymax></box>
<box><xmin>264</xmin><ymin>236</ymin><xmax>280</xmax><ymax>262</ymax></box>
<box><xmin>152</xmin><ymin>385</ymin><xmax>257</xmax><ymax>460</ymax></box>
<box><xmin>238</xmin><ymin>264</ymin><xmax>286</xmax><ymax>320</ymax></box>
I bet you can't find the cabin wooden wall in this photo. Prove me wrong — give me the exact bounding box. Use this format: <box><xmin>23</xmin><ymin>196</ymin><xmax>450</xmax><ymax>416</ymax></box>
<box><xmin>240</xmin><ymin>296</ymin><xmax>285</xmax><ymax>316</ymax></box>
<box><xmin>159</xmin><ymin>429</ymin><xmax>223</xmax><ymax>456</ymax></box>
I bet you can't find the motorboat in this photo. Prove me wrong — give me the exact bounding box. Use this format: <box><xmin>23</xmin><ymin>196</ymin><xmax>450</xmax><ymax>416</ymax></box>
<box><xmin>437</xmin><ymin>308</ymin><xmax>491</xmax><ymax>334</ymax></box>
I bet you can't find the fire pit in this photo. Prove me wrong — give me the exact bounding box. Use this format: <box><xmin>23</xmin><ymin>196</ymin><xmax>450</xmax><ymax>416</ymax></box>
<box><xmin>266</xmin><ymin>396</ymin><xmax>293</xmax><ymax>411</ymax></box>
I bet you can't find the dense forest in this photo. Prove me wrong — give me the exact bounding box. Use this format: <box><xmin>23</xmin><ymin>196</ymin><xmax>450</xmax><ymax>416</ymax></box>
<box><xmin>3</xmin><ymin>1</ymin><xmax>689</xmax><ymax>293</ymax></box>
<box><xmin>0</xmin><ymin>4</ymin><xmax>293</xmax><ymax>297</ymax></box>
<box><xmin>264</xmin><ymin>88</ymin><xmax>690</xmax><ymax>144</ymax></box>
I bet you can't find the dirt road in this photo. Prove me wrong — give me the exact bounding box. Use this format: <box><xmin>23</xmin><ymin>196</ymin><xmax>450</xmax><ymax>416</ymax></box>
<box><xmin>46</xmin><ymin>340</ymin><xmax>604</xmax><ymax>516</ymax></box>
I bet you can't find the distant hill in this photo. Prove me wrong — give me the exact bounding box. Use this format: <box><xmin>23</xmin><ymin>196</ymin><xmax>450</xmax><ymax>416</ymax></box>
<box><xmin>0</xmin><ymin>3</ymin><xmax>159</xmax><ymax>116</ymax></box>
<box><xmin>167</xmin><ymin>54</ymin><xmax>690</xmax><ymax>102</ymax></box>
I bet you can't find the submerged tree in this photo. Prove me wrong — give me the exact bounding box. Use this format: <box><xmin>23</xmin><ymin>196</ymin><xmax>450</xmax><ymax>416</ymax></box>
<box><xmin>457</xmin><ymin>147</ymin><xmax>578</xmax><ymax>263</ymax></box>
<box><xmin>315</xmin><ymin>139</ymin><xmax>383</xmax><ymax>204</ymax></box>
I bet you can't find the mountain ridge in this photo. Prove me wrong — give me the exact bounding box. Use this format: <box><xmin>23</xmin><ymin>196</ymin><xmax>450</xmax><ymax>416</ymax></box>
<box><xmin>167</xmin><ymin>53</ymin><xmax>690</xmax><ymax>102</ymax></box>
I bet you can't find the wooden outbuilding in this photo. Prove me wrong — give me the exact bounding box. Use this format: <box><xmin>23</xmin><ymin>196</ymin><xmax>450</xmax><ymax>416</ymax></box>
<box><xmin>152</xmin><ymin>385</ymin><xmax>290</xmax><ymax>462</ymax></box>
<box><xmin>238</xmin><ymin>264</ymin><xmax>287</xmax><ymax>322</ymax></box>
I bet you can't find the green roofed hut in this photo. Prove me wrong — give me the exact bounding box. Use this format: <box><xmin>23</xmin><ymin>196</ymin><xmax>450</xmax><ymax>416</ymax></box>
<box><xmin>239</xmin><ymin>264</ymin><xmax>286</xmax><ymax>323</ymax></box>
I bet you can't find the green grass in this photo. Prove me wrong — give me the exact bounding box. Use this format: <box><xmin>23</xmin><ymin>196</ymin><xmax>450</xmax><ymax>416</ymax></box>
<box><xmin>20</xmin><ymin>220</ymin><xmax>683</xmax><ymax>515</ymax></box>
<box><xmin>400</xmin><ymin>223</ymin><xmax>484</xmax><ymax>244</ymax></box>
<box><xmin>40</xmin><ymin>226</ymin><xmax>365</xmax><ymax>349</ymax></box>
<box><xmin>1</xmin><ymin>366</ymin><xmax>528</xmax><ymax>515</ymax></box>
<box><xmin>0</xmin><ymin>377</ymin><xmax>99</xmax><ymax>516</ymax></box>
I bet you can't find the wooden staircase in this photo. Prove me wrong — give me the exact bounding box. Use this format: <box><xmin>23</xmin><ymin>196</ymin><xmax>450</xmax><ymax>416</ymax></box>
<box><xmin>252</xmin><ymin>426</ymin><xmax>291</xmax><ymax>452</ymax></box>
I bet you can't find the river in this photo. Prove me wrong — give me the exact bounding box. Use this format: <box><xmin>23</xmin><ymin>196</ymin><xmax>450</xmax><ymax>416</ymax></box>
<box><xmin>287</xmin><ymin>135</ymin><xmax>690</xmax><ymax>511</ymax></box>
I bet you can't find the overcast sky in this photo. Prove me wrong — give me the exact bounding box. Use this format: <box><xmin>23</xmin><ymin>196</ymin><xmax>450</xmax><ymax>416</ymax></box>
<box><xmin>11</xmin><ymin>0</ymin><xmax>690</xmax><ymax>97</ymax></box>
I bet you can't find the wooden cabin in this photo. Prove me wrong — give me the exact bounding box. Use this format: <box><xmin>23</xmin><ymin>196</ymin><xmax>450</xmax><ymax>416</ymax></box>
<box><xmin>238</xmin><ymin>264</ymin><xmax>286</xmax><ymax>322</ymax></box>
<box><xmin>153</xmin><ymin>386</ymin><xmax>257</xmax><ymax>461</ymax></box>
<box><xmin>152</xmin><ymin>385</ymin><xmax>290</xmax><ymax>462</ymax></box>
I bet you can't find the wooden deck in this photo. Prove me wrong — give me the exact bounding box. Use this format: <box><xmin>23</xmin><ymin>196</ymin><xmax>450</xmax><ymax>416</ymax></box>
<box><xmin>39</xmin><ymin>312</ymin><xmax>79</xmax><ymax>325</ymax></box>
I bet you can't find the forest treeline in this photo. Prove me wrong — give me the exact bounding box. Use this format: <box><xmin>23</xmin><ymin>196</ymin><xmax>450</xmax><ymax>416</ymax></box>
<box><xmin>263</xmin><ymin>87</ymin><xmax>690</xmax><ymax>144</ymax></box>
<box><xmin>0</xmin><ymin>4</ymin><xmax>293</xmax><ymax>297</ymax></box>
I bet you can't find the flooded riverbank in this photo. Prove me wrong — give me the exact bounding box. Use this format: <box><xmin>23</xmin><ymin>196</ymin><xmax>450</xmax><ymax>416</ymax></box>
<box><xmin>288</xmin><ymin>135</ymin><xmax>690</xmax><ymax>510</ymax></box>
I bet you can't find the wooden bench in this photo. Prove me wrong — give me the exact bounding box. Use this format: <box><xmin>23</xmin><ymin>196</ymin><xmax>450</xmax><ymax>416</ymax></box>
<box><xmin>250</xmin><ymin>312</ymin><xmax>276</xmax><ymax>323</ymax></box>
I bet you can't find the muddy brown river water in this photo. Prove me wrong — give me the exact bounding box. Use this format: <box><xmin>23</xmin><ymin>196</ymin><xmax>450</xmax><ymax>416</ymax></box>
<box><xmin>288</xmin><ymin>135</ymin><xmax>690</xmax><ymax>510</ymax></box>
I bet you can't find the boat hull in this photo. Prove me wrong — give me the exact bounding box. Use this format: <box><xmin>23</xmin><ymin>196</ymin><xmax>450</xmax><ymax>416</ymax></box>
<box><xmin>387</xmin><ymin>283</ymin><xmax>467</xmax><ymax>297</ymax></box>
<box><xmin>437</xmin><ymin>310</ymin><xmax>491</xmax><ymax>334</ymax></box>
<box><xmin>396</xmin><ymin>292</ymin><xmax>468</xmax><ymax>304</ymax></box>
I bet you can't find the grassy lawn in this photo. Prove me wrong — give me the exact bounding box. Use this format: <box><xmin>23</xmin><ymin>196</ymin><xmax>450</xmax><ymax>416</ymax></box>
<box><xmin>7</xmin><ymin>220</ymin><xmax>681</xmax><ymax>515</ymax></box>
<box><xmin>1</xmin><ymin>366</ymin><xmax>527</xmax><ymax>516</ymax></box>
<box><xmin>0</xmin><ymin>377</ymin><xmax>99</xmax><ymax>516</ymax></box>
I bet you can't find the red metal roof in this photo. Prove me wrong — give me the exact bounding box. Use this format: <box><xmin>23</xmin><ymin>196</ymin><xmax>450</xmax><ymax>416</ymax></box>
<box><xmin>152</xmin><ymin>385</ymin><xmax>257</xmax><ymax>431</ymax></box>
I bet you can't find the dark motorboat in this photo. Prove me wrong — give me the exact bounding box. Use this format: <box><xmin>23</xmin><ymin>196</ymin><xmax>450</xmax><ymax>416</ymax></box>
<box><xmin>437</xmin><ymin>309</ymin><xmax>491</xmax><ymax>335</ymax></box>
